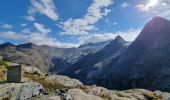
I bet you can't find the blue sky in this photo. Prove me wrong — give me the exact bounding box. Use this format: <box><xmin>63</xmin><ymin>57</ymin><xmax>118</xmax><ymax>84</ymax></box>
<box><xmin>0</xmin><ymin>0</ymin><xmax>170</xmax><ymax>48</ymax></box>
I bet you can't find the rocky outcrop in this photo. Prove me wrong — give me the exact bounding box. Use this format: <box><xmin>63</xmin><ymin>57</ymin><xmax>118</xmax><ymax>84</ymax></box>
<box><xmin>22</xmin><ymin>66</ymin><xmax>45</xmax><ymax>76</ymax></box>
<box><xmin>34</xmin><ymin>87</ymin><xmax>170</xmax><ymax>100</ymax></box>
<box><xmin>45</xmin><ymin>75</ymin><xmax>83</xmax><ymax>87</ymax></box>
<box><xmin>68</xmin><ymin>89</ymin><xmax>103</xmax><ymax>100</ymax></box>
<box><xmin>0</xmin><ymin>82</ymin><xmax>43</xmax><ymax>100</ymax></box>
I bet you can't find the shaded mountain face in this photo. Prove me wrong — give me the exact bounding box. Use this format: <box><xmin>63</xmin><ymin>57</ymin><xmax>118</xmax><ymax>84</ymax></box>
<box><xmin>0</xmin><ymin>41</ymin><xmax>110</xmax><ymax>73</ymax></box>
<box><xmin>60</xmin><ymin>36</ymin><xmax>130</xmax><ymax>84</ymax></box>
<box><xmin>100</xmin><ymin>17</ymin><xmax>170</xmax><ymax>91</ymax></box>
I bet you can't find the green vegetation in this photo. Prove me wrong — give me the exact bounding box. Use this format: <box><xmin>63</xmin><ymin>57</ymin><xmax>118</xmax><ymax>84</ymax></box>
<box><xmin>24</xmin><ymin>73</ymin><xmax>70</xmax><ymax>93</ymax></box>
<box><xmin>0</xmin><ymin>67</ymin><xmax>7</xmax><ymax>82</ymax></box>
<box><xmin>0</xmin><ymin>60</ymin><xmax>8</xmax><ymax>69</ymax></box>
<box><xmin>0</xmin><ymin>60</ymin><xmax>8</xmax><ymax>82</ymax></box>
<box><xmin>143</xmin><ymin>92</ymin><xmax>162</xmax><ymax>100</ymax></box>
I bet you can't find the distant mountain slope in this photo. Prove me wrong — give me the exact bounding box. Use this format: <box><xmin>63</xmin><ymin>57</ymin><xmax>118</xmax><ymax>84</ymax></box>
<box><xmin>0</xmin><ymin>40</ymin><xmax>110</xmax><ymax>73</ymax></box>
<box><xmin>101</xmin><ymin>17</ymin><xmax>170</xmax><ymax>91</ymax></box>
<box><xmin>60</xmin><ymin>36</ymin><xmax>130</xmax><ymax>84</ymax></box>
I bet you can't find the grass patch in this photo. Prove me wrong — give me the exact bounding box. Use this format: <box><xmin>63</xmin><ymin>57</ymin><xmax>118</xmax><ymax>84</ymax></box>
<box><xmin>143</xmin><ymin>92</ymin><xmax>162</xmax><ymax>100</ymax></box>
<box><xmin>23</xmin><ymin>73</ymin><xmax>70</xmax><ymax>93</ymax></box>
<box><xmin>0</xmin><ymin>67</ymin><xmax>7</xmax><ymax>82</ymax></box>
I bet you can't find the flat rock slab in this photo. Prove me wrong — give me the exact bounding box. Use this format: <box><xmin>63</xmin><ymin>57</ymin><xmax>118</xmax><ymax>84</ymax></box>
<box><xmin>0</xmin><ymin>82</ymin><xmax>43</xmax><ymax>100</ymax></box>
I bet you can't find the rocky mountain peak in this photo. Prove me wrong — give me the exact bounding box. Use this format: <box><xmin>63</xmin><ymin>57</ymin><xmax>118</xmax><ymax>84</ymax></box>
<box><xmin>114</xmin><ymin>35</ymin><xmax>126</xmax><ymax>43</ymax></box>
<box><xmin>0</xmin><ymin>42</ymin><xmax>16</xmax><ymax>48</ymax></box>
<box><xmin>17</xmin><ymin>42</ymin><xmax>38</xmax><ymax>49</ymax></box>
<box><xmin>132</xmin><ymin>16</ymin><xmax>170</xmax><ymax>49</ymax></box>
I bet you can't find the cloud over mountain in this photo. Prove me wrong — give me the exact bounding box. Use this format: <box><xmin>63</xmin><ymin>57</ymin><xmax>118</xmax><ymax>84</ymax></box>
<box><xmin>34</xmin><ymin>23</ymin><xmax>51</xmax><ymax>34</ymax></box>
<box><xmin>59</xmin><ymin>0</ymin><xmax>113</xmax><ymax>35</ymax></box>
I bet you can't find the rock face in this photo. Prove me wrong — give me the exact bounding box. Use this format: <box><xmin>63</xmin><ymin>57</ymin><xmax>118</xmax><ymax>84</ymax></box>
<box><xmin>0</xmin><ymin>41</ymin><xmax>110</xmax><ymax>73</ymax></box>
<box><xmin>45</xmin><ymin>75</ymin><xmax>83</xmax><ymax>87</ymax></box>
<box><xmin>0</xmin><ymin>82</ymin><xmax>43</xmax><ymax>100</ymax></box>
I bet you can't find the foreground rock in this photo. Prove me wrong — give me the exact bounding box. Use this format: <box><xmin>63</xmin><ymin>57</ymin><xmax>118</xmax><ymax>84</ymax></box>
<box><xmin>83</xmin><ymin>86</ymin><xmax>170</xmax><ymax>100</ymax></box>
<box><xmin>45</xmin><ymin>75</ymin><xmax>83</xmax><ymax>87</ymax></box>
<box><xmin>33</xmin><ymin>87</ymin><xmax>170</xmax><ymax>100</ymax></box>
<box><xmin>22</xmin><ymin>66</ymin><xmax>45</xmax><ymax>76</ymax></box>
<box><xmin>0</xmin><ymin>82</ymin><xmax>43</xmax><ymax>100</ymax></box>
<box><xmin>68</xmin><ymin>89</ymin><xmax>103</xmax><ymax>100</ymax></box>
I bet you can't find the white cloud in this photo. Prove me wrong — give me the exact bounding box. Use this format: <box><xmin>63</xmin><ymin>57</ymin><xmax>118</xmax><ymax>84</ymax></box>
<box><xmin>60</xmin><ymin>0</ymin><xmax>113</xmax><ymax>35</ymax></box>
<box><xmin>25</xmin><ymin>16</ymin><xmax>35</xmax><ymax>21</ymax></box>
<box><xmin>78</xmin><ymin>28</ymin><xmax>141</xmax><ymax>44</ymax></box>
<box><xmin>78</xmin><ymin>33</ymin><xmax>116</xmax><ymax>44</ymax></box>
<box><xmin>0</xmin><ymin>31</ymin><xmax>27</xmax><ymax>40</ymax></box>
<box><xmin>136</xmin><ymin>4</ymin><xmax>148</xmax><ymax>12</ymax></box>
<box><xmin>34</xmin><ymin>23</ymin><xmax>51</xmax><ymax>34</ymax></box>
<box><xmin>121</xmin><ymin>2</ymin><xmax>130</xmax><ymax>8</ymax></box>
<box><xmin>0</xmin><ymin>27</ymin><xmax>141</xmax><ymax>48</ymax></box>
<box><xmin>0</xmin><ymin>31</ymin><xmax>79</xmax><ymax>48</ymax></box>
<box><xmin>113</xmin><ymin>22</ymin><xmax>117</xmax><ymax>25</ymax></box>
<box><xmin>0</xmin><ymin>23</ymin><xmax>13</xmax><ymax>30</ymax></box>
<box><xmin>21</xmin><ymin>23</ymin><xmax>27</xmax><ymax>27</ymax></box>
<box><xmin>21</xmin><ymin>28</ymin><xmax>31</xmax><ymax>33</ymax></box>
<box><xmin>28</xmin><ymin>0</ymin><xmax>58</xmax><ymax>21</ymax></box>
<box><xmin>136</xmin><ymin>1</ymin><xmax>170</xmax><ymax>19</ymax></box>
<box><xmin>115</xmin><ymin>28</ymin><xmax>141</xmax><ymax>41</ymax></box>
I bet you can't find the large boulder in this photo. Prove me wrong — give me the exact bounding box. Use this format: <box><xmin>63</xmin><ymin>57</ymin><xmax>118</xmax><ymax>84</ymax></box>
<box><xmin>0</xmin><ymin>82</ymin><xmax>43</xmax><ymax>100</ymax></box>
<box><xmin>22</xmin><ymin>66</ymin><xmax>45</xmax><ymax>76</ymax></box>
<box><xmin>85</xmin><ymin>86</ymin><xmax>119</xmax><ymax>100</ymax></box>
<box><xmin>45</xmin><ymin>75</ymin><xmax>83</xmax><ymax>87</ymax></box>
<box><xmin>68</xmin><ymin>89</ymin><xmax>103</xmax><ymax>100</ymax></box>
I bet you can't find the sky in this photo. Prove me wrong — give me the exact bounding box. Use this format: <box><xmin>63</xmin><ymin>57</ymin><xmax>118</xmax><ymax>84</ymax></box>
<box><xmin>0</xmin><ymin>0</ymin><xmax>170</xmax><ymax>48</ymax></box>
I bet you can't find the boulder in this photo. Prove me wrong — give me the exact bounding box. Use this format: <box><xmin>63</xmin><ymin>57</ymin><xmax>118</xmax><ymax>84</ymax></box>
<box><xmin>0</xmin><ymin>55</ymin><xmax>3</xmax><ymax>60</ymax></box>
<box><xmin>48</xmin><ymin>96</ymin><xmax>61</xmax><ymax>100</ymax></box>
<box><xmin>85</xmin><ymin>86</ymin><xmax>119</xmax><ymax>100</ymax></box>
<box><xmin>45</xmin><ymin>75</ymin><xmax>83</xmax><ymax>87</ymax></box>
<box><xmin>162</xmin><ymin>92</ymin><xmax>170</xmax><ymax>100</ymax></box>
<box><xmin>0</xmin><ymin>82</ymin><xmax>43</xmax><ymax>100</ymax></box>
<box><xmin>55</xmin><ymin>89</ymin><xmax>73</xmax><ymax>100</ymax></box>
<box><xmin>22</xmin><ymin>66</ymin><xmax>45</xmax><ymax>76</ymax></box>
<box><xmin>68</xmin><ymin>89</ymin><xmax>103</xmax><ymax>100</ymax></box>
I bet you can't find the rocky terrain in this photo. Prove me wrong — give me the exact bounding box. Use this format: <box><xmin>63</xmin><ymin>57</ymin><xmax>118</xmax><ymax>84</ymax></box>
<box><xmin>1</xmin><ymin>65</ymin><xmax>170</xmax><ymax>100</ymax></box>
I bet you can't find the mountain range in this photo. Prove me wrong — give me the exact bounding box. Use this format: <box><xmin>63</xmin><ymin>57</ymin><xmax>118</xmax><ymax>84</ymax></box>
<box><xmin>1</xmin><ymin>16</ymin><xmax>170</xmax><ymax>92</ymax></box>
<box><xmin>60</xmin><ymin>17</ymin><xmax>170</xmax><ymax>92</ymax></box>
<box><xmin>0</xmin><ymin>39</ymin><xmax>110</xmax><ymax>73</ymax></box>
